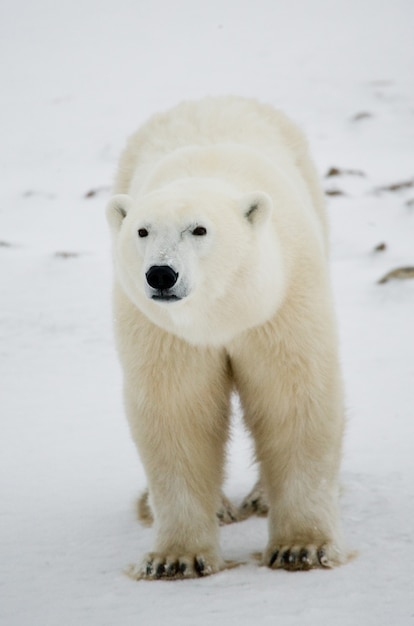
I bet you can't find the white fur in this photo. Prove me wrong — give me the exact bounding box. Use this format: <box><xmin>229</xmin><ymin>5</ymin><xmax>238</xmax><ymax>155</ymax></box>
<box><xmin>107</xmin><ymin>96</ymin><xmax>347</xmax><ymax>579</ymax></box>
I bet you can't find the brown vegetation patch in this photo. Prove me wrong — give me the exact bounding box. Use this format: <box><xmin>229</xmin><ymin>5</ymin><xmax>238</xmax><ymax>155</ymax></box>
<box><xmin>378</xmin><ymin>267</ymin><xmax>414</xmax><ymax>284</ymax></box>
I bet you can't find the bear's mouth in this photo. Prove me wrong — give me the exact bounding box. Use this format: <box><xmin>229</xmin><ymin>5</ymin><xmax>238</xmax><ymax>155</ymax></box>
<box><xmin>151</xmin><ymin>294</ymin><xmax>181</xmax><ymax>302</ymax></box>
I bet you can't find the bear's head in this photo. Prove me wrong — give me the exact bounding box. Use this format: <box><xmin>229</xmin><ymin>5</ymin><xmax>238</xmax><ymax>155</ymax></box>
<box><xmin>106</xmin><ymin>178</ymin><xmax>286</xmax><ymax>346</ymax></box>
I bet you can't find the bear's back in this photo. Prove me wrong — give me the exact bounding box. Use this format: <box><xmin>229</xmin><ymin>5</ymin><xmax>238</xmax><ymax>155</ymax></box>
<box><xmin>114</xmin><ymin>97</ymin><xmax>306</xmax><ymax>193</ymax></box>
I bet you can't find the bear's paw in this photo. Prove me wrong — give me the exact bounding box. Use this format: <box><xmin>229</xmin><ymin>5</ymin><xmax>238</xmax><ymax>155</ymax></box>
<box><xmin>264</xmin><ymin>541</ymin><xmax>346</xmax><ymax>571</ymax></box>
<box><xmin>238</xmin><ymin>480</ymin><xmax>269</xmax><ymax>520</ymax></box>
<box><xmin>127</xmin><ymin>550</ymin><xmax>224</xmax><ymax>580</ymax></box>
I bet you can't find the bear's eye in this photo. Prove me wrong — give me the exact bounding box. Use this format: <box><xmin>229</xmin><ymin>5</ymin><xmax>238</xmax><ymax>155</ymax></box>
<box><xmin>138</xmin><ymin>228</ymin><xmax>149</xmax><ymax>238</ymax></box>
<box><xmin>192</xmin><ymin>226</ymin><xmax>207</xmax><ymax>236</ymax></box>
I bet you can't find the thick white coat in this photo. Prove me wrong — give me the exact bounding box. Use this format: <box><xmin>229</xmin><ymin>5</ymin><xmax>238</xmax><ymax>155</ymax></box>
<box><xmin>107</xmin><ymin>96</ymin><xmax>347</xmax><ymax>579</ymax></box>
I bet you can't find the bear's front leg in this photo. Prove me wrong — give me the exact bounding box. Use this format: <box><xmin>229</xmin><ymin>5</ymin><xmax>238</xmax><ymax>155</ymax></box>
<box><xmin>231</xmin><ymin>318</ymin><xmax>348</xmax><ymax>571</ymax></box>
<box><xmin>121</xmin><ymin>322</ymin><xmax>232</xmax><ymax>580</ymax></box>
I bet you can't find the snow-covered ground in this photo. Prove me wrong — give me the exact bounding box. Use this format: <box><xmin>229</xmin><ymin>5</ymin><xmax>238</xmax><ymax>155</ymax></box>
<box><xmin>1</xmin><ymin>1</ymin><xmax>414</xmax><ymax>624</ymax></box>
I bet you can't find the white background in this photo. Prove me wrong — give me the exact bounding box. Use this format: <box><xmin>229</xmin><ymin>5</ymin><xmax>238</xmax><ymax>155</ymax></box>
<box><xmin>1</xmin><ymin>1</ymin><xmax>414</xmax><ymax>624</ymax></box>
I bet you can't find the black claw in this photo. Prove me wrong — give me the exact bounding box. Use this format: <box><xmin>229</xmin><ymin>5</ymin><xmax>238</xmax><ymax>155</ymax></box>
<box><xmin>166</xmin><ymin>562</ymin><xmax>177</xmax><ymax>577</ymax></box>
<box><xmin>179</xmin><ymin>562</ymin><xmax>187</xmax><ymax>575</ymax></box>
<box><xmin>317</xmin><ymin>548</ymin><xmax>328</xmax><ymax>566</ymax></box>
<box><xmin>156</xmin><ymin>563</ymin><xmax>165</xmax><ymax>578</ymax></box>
<box><xmin>269</xmin><ymin>550</ymin><xmax>279</xmax><ymax>567</ymax></box>
<box><xmin>299</xmin><ymin>549</ymin><xmax>310</xmax><ymax>565</ymax></box>
<box><xmin>195</xmin><ymin>557</ymin><xmax>205</xmax><ymax>574</ymax></box>
<box><xmin>282</xmin><ymin>550</ymin><xmax>295</xmax><ymax>566</ymax></box>
<box><xmin>145</xmin><ymin>560</ymin><xmax>153</xmax><ymax>576</ymax></box>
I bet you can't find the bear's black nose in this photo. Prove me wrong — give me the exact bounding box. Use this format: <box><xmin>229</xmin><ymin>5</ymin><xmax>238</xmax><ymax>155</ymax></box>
<box><xmin>146</xmin><ymin>265</ymin><xmax>179</xmax><ymax>290</ymax></box>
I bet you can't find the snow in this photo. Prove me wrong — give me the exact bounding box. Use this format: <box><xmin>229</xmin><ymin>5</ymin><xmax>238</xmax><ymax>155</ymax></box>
<box><xmin>1</xmin><ymin>0</ymin><xmax>414</xmax><ymax>624</ymax></box>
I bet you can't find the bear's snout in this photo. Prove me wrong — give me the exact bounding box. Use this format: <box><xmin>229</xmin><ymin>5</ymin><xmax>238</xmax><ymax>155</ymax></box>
<box><xmin>146</xmin><ymin>265</ymin><xmax>179</xmax><ymax>291</ymax></box>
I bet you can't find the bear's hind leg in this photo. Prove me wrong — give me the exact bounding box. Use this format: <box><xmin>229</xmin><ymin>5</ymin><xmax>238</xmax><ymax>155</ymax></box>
<box><xmin>138</xmin><ymin>488</ymin><xmax>240</xmax><ymax>526</ymax></box>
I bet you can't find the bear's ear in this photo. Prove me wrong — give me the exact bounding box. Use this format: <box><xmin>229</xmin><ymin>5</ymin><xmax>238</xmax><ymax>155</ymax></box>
<box><xmin>239</xmin><ymin>191</ymin><xmax>272</xmax><ymax>228</ymax></box>
<box><xmin>106</xmin><ymin>194</ymin><xmax>133</xmax><ymax>231</ymax></box>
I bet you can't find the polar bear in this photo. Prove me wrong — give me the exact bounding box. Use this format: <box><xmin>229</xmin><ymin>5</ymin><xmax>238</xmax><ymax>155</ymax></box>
<box><xmin>106</xmin><ymin>96</ymin><xmax>347</xmax><ymax>579</ymax></box>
